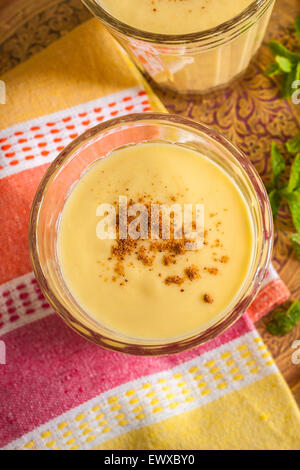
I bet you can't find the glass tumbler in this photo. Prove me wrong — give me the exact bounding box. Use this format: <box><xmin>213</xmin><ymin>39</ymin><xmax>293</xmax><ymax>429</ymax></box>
<box><xmin>82</xmin><ymin>0</ymin><xmax>275</xmax><ymax>95</ymax></box>
<box><xmin>29</xmin><ymin>113</ymin><xmax>273</xmax><ymax>355</ymax></box>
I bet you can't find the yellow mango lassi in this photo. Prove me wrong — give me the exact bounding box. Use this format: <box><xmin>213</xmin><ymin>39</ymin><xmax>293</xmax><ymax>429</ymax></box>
<box><xmin>58</xmin><ymin>142</ymin><xmax>254</xmax><ymax>341</ymax></box>
<box><xmin>85</xmin><ymin>0</ymin><xmax>275</xmax><ymax>93</ymax></box>
<box><xmin>97</xmin><ymin>0</ymin><xmax>254</xmax><ymax>35</ymax></box>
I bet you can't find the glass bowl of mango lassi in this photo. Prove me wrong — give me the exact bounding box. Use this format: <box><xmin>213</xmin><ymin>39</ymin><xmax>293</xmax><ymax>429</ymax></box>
<box><xmin>29</xmin><ymin>114</ymin><xmax>273</xmax><ymax>355</ymax></box>
<box><xmin>82</xmin><ymin>0</ymin><xmax>275</xmax><ymax>94</ymax></box>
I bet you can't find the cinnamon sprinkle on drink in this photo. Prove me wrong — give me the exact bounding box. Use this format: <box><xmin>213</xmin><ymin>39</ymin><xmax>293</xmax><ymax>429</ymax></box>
<box><xmin>202</xmin><ymin>293</ymin><xmax>214</xmax><ymax>304</ymax></box>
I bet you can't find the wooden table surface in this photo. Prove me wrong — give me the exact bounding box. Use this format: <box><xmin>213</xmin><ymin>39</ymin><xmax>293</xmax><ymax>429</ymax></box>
<box><xmin>0</xmin><ymin>0</ymin><xmax>299</xmax><ymax>404</ymax></box>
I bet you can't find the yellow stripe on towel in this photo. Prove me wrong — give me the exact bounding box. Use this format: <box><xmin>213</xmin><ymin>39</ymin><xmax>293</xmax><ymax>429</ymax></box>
<box><xmin>0</xmin><ymin>19</ymin><xmax>165</xmax><ymax>130</ymax></box>
<box><xmin>93</xmin><ymin>374</ymin><xmax>300</xmax><ymax>450</ymax></box>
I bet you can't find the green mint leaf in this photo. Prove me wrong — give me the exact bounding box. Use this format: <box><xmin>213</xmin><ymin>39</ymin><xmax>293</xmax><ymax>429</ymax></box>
<box><xmin>267</xmin><ymin>301</ymin><xmax>300</xmax><ymax>336</ymax></box>
<box><xmin>287</xmin><ymin>300</ymin><xmax>300</xmax><ymax>324</ymax></box>
<box><xmin>291</xmin><ymin>233</ymin><xmax>300</xmax><ymax>259</ymax></box>
<box><xmin>285</xmin><ymin>190</ymin><xmax>300</xmax><ymax>232</ymax></box>
<box><xmin>267</xmin><ymin>318</ymin><xmax>283</xmax><ymax>336</ymax></box>
<box><xmin>281</xmin><ymin>66</ymin><xmax>299</xmax><ymax>97</ymax></box>
<box><xmin>295</xmin><ymin>13</ymin><xmax>300</xmax><ymax>42</ymax></box>
<box><xmin>265</xmin><ymin>62</ymin><xmax>282</xmax><ymax>76</ymax></box>
<box><xmin>267</xmin><ymin>312</ymin><xmax>293</xmax><ymax>335</ymax></box>
<box><xmin>268</xmin><ymin>41</ymin><xmax>300</xmax><ymax>63</ymax></box>
<box><xmin>286</xmin><ymin>133</ymin><xmax>300</xmax><ymax>154</ymax></box>
<box><xmin>276</xmin><ymin>55</ymin><xmax>293</xmax><ymax>73</ymax></box>
<box><xmin>268</xmin><ymin>189</ymin><xmax>282</xmax><ymax>220</ymax></box>
<box><xmin>287</xmin><ymin>154</ymin><xmax>300</xmax><ymax>192</ymax></box>
<box><xmin>271</xmin><ymin>142</ymin><xmax>285</xmax><ymax>186</ymax></box>
<box><xmin>296</xmin><ymin>60</ymin><xmax>300</xmax><ymax>82</ymax></box>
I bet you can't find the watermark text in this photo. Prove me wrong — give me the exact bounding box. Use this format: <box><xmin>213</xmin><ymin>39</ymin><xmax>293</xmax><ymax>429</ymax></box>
<box><xmin>0</xmin><ymin>80</ymin><xmax>6</xmax><ymax>104</ymax></box>
<box><xmin>292</xmin><ymin>340</ymin><xmax>300</xmax><ymax>365</ymax></box>
<box><xmin>292</xmin><ymin>80</ymin><xmax>300</xmax><ymax>105</ymax></box>
<box><xmin>96</xmin><ymin>196</ymin><xmax>205</xmax><ymax>251</ymax></box>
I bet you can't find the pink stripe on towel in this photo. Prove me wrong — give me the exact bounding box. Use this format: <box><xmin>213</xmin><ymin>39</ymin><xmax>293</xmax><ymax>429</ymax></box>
<box><xmin>0</xmin><ymin>313</ymin><xmax>252</xmax><ymax>446</ymax></box>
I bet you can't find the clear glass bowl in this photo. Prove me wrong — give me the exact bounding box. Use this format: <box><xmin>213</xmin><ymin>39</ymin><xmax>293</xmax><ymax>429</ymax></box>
<box><xmin>82</xmin><ymin>0</ymin><xmax>275</xmax><ymax>94</ymax></box>
<box><xmin>29</xmin><ymin>113</ymin><xmax>273</xmax><ymax>355</ymax></box>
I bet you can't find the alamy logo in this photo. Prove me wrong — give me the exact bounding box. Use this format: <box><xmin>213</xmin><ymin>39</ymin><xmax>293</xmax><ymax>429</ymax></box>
<box><xmin>96</xmin><ymin>196</ymin><xmax>205</xmax><ymax>251</ymax></box>
<box><xmin>0</xmin><ymin>341</ymin><xmax>6</xmax><ymax>365</ymax></box>
<box><xmin>292</xmin><ymin>80</ymin><xmax>300</xmax><ymax>105</ymax></box>
<box><xmin>0</xmin><ymin>80</ymin><xmax>6</xmax><ymax>104</ymax></box>
<box><xmin>292</xmin><ymin>340</ymin><xmax>300</xmax><ymax>365</ymax></box>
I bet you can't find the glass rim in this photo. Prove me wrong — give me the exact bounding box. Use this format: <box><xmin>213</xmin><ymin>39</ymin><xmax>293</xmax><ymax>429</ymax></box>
<box><xmin>29</xmin><ymin>113</ymin><xmax>273</xmax><ymax>356</ymax></box>
<box><xmin>82</xmin><ymin>0</ymin><xmax>274</xmax><ymax>45</ymax></box>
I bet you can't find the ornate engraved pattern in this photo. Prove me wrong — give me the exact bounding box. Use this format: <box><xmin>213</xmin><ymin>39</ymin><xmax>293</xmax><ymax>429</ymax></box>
<box><xmin>0</xmin><ymin>0</ymin><xmax>91</xmax><ymax>75</ymax></box>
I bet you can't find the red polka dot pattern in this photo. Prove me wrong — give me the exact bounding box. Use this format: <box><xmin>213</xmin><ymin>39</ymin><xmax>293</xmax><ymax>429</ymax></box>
<box><xmin>0</xmin><ymin>87</ymin><xmax>150</xmax><ymax>180</ymax></box>
<box><xmin>0</xmin><ymin>273</ymin><xmax>53</xmax><ymax>334</ymax></box>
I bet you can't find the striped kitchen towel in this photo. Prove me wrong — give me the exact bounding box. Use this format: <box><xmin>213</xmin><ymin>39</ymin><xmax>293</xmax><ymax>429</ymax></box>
<box><xmin>0</xmin><ymin>18</ymin><xmax>299</xmax><ymax>450</ymax></box>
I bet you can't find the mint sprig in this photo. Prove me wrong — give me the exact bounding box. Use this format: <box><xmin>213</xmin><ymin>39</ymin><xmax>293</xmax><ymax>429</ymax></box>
<box><xmin>267</xmin><ymin>301</ymin><xmax>300</xmax><ymax>336</ymax></box>
<box><xmin>271</xmin><ymin>142</ymin><xmax>285</xmax><ymax>187</ymax></box>
<box><xmin>265</xmin><ymin>14</ymin><xmax>300</xmax><ymax>97</ymax></box>
<box><xmin>267</xmin><ymin>134</ymin><xmax>300</xmax><ymax>259</ymax></box>
<box><xmin>268</xmin><ymin>189</ymin><xmax>282</xmax><ymax>221</ymax></box>
<box><xmin>286</xmin><ymin>133</ymin><xmax>300</xmax><ymax>154</ymax></box>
